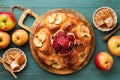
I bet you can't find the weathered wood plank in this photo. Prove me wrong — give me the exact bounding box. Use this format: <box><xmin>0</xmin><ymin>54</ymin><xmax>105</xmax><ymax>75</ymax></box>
<box><xmin>0</xmin><ymin>0</ymin><xmax>120</xmax><ymax>80</ymax></box>
<box><xmin>1</xmin><ymin>0</ymin><xmax>120</xmax><ymax>8</ymax></box>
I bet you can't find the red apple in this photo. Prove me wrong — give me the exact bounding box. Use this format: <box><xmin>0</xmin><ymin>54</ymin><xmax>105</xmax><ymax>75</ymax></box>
<box><xmin>12</xmin><ymin>29</ymin><xmax>28</xmax><ymax>46</ymax></box>
<box><xmin>0</xmin><ymin>12</ymin><xmax>16</xmax><ymax>31</ymax></box>
<box><xmin>0</xmin><ymin>31</ymin><xmax>10</xmax><ymax>49</ymax></box>
<box><xmin>108</xmin><ymin>36</ymin><xmax>120</xmax><ymax>56</ymax></box>
<box><xmin>94</xmin><ymin>52</ymin><xmax>113</xmax><ymax>71</ymax></box>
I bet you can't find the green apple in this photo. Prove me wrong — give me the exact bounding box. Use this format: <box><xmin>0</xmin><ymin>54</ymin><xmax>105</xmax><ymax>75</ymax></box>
<box><xmin>0</xmin><ymin>31</ymin><xmax>10</xmax><ymax>49</ymax></box>
<box><xmin>12</xmin><ymin>29</ymin><xmax>28</xmax><ymax>46</ymax></box>
<box><xmin>0</xmin><ymin>12</ymin><xmax>16</xmax><ymax>31</ymax></box>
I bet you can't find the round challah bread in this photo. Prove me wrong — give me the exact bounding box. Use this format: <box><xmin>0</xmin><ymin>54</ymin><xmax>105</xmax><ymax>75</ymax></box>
<box><xmin>30</xmin><ymin>9</ymin><xmax>95</xmax><ymax>74</ymax></box>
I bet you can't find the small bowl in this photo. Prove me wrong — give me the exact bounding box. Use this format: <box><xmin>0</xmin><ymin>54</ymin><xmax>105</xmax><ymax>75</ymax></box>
<box><xmin>3</xmin><ymin>48</ymin><xmax>27</xmax><ymax>72</ymax></box>
<box><xmin>93</xmin><ymin>6</ymin><xmax>117</xmax><ymax>31</ymax></box>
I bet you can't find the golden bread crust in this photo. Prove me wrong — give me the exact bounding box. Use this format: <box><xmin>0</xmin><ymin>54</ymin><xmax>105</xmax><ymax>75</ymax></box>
<box><xmin>30</xmin><ymin>9</ymin><xmax>95</xmax><ymax>74</ymax></box>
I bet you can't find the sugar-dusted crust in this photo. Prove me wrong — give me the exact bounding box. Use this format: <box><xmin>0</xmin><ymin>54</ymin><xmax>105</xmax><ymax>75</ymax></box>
<box><xmin>30</xmin><ymin>9</ymin><xmax>95</xmax><ymax>74</ymax></box>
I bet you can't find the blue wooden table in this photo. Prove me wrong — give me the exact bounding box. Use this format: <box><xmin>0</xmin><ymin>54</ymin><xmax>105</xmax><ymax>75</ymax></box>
<box><xmin>0</xmin><ymin>0</ymin><xmax>120</xmax><ymax>80</ymax></box>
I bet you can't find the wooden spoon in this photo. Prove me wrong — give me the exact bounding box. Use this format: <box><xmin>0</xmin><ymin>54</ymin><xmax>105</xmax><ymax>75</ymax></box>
<box><xmin>0</xmin><ymin>57</ymin><xmax>17</xmax><ymax>79</ymax></box>
<box><xmin>103</xmin><ymin>26</ymin><xmax>120</xmax><ymax>42</ymax></box>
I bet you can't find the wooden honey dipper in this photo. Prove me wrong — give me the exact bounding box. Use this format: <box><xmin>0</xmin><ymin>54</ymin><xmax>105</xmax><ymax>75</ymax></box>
<box><xmin>103</xmin><ymin>26</ymin><xmax>120</xmax><ymax>42</ymax></box>
<box><xmin>0</xmin><ymin>57</ymin><xmax>17</xmax><ymax>79</ymax></box>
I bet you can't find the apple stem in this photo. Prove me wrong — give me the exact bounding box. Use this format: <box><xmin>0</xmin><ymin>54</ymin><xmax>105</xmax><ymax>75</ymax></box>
<box><xmin>117</xmin><ymin>44</ymin><xmax>120</xmax><ymax>47</ymax></box>
<box><xmin>0</xmin><ymin>38</ymin><xmax>2</xmax><ymax>42</ymax></box>
<box><xmin>105</xmin><ymin>61</ymin><xmax>109</xmax><ymax>68</ymax></box>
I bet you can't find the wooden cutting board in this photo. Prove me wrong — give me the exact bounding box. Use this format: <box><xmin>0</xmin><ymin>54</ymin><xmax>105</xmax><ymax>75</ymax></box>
<box><xmin>18</xmin><ymin>8</ymin><xmax>95</xmax><ymax>74</ymax></box>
